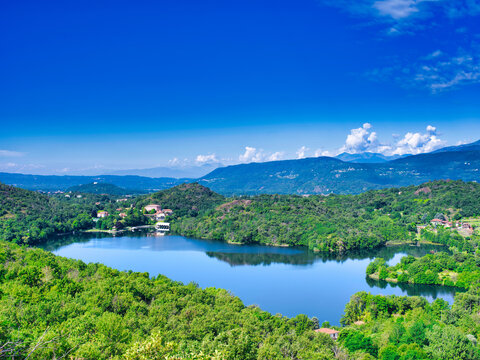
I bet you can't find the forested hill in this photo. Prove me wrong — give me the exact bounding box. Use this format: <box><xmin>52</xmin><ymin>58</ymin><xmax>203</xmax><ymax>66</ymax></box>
<box><xmin>0</xmin><ymin>182</ymin><xmax>51</xmax><ymax>217</ymax></box>
<box><xmin>0</xmin><ymin>182</ymin><xmax>99</xmax><ymax>244</ymax></box>
<box><xmin>171</xmin><ymin>180</ymin><xmax>480</xmax><ymax>252</ymax></box>
<box><xmin>137</xmin><ymin>182</ymin><xmax>225</xmax><ymax>217</ymax></box>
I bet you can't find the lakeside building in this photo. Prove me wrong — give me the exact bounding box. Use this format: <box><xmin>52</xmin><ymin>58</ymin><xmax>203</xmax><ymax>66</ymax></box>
<box><xmin>155</xmin><ymin>211</ymin><xmax>166</xmax><ymax>221</ymax></box>
<box><xmin>155</xmin><ymin>222</ymin><xmax>170</xmax><ymax>232</ymax></box>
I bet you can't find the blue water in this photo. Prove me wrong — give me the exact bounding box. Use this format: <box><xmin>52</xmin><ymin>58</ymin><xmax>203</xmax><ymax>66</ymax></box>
<box><xmin>42</xmin><ymin>232</ymin><xmax>459</xmax><ymax>324</ymax></box>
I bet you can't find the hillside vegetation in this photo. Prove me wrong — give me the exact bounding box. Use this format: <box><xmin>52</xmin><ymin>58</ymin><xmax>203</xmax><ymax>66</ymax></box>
<box><xmin>0</xmin><ymin>241</ymin><xmax>335</xmax><ymax>359</ymax></box>
<box><xmin>0</xmin><ymin>183</ymin><xmax>95</xmax><ymax>244</ymax></box>
<box><xmin>171</xmin><ymin>180</ymin><xmax>480</xmax><ymax>252</ymax></box>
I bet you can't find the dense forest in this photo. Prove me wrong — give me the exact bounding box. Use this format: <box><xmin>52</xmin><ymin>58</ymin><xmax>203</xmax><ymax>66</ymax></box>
<box><xmin>0</xmin><ymin>183</ymin><xmax>147</xmax><ymax>245</ymax></box>
<box><xmin>337</xmin><ymin>288</ymin><xmax>480</xmax><ymax>359</ymax></box>
<box><xmin>1</xmin><ymin>180</ymin><xmax>480</xmax><ymax>358</ymax></box>
<box><xmin>2</xmin><ymin>180</ymin><xmax>480</xmax><ymax>253</ymax></box>
<box><xmin>0</xmin><ymin>241</ymin><xmax>336</xmax><ymax>359</ymax></box>
<box><xmin>170</xmin><ymin>180</ymin><xmax>480</xmax><ymax>252</ymax></box>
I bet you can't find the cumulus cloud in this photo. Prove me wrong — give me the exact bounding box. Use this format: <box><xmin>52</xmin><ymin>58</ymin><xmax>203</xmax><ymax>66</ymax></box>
<box><xmin>338</xmin><ymin>123</ymin><xmax>389</xmax><ymax>154</ymax></box>
<box><xmin>0</xmin><ymin>150</ymin><xmax>24</xmax><ymax>157</ymax></box>
<box><xmin>195</xmin><ymin>153</ymin><xmax>218</xmax><ymax>164</ymax></box>
<box><xmin>296</xmin><ymin>146</ymin><xmax>309</xmax><ymax>159</ymax></box>
<box><xmin>334</xmin><ymin>123</ymin><xmax>446</xmax><ymax>156</ymax></box>
<box><xmin>268</xmin><ymin>151</ymin><xmax>285</xmax><ymax>161</ymax></box>
<box><xmin>238</xmin><ymin>147</ymin><xmax>286</xmax><ymax>163</ymax></box>
<box><xmin>391</xmin><ymin>125</ymin><xmax>446</xmax><ymax>155</ymax></box>
<box><xmin>314</xmin><ymin>149</ymin><xmax>333</xmax><ymax>157</ymax></box>
<box><xmin>239</xmin><ymin>147</ymin><xmax>265</xmax><ymax>163</ymax></box>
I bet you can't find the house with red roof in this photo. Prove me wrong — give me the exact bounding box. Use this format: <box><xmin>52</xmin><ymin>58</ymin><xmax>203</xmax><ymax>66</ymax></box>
<box><xmin>314</xmin><ymin>328</ymin><xmax>339</xmax><ymax>340</ymax></box>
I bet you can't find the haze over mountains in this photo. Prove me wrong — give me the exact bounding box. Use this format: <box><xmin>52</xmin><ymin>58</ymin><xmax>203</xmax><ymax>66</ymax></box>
<box><xmin>1</xmin><ymin>140</ymin><xmax>479</xmax><ymax>195</ymax></box>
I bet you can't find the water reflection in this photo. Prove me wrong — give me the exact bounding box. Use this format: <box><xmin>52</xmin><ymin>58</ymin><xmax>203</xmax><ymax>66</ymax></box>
<box><xmin>39</xmin><ymin>232</ymin><xmax>459</xmax><ymax>323</ymax></box>
<box><xmin>365</xmin><ymin>276</ymin><xmax>463</xmax><ymax>299</ymax></box>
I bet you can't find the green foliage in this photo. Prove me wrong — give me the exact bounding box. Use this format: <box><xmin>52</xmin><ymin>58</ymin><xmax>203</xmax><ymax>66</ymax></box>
<box><xmin>171</xmin><ymin>180</ymin><xmax>480</xmax><ymax>253</ymax></box>
<box><xmin>0</xmin><ymin>242</ymin><xmax>335</xmax><ymax>359</ymax></box>
<box><xmin>368</xmin><ymin>251</ymin><xmax>480</xmax><ymax>289</ymax></box>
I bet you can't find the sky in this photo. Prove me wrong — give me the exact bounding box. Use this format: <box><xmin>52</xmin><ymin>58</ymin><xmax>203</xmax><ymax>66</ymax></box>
<box><xmin>1</xmin><ymin>0</ymin><xmax>480</xmax><ymax>174</ymax></box>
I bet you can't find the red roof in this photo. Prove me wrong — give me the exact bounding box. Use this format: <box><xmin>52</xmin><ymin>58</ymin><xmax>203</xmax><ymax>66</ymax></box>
<box><xmin>315</xmin><ymin>328</ymin><xmax>339</xmax><ymax>334</ymax></box>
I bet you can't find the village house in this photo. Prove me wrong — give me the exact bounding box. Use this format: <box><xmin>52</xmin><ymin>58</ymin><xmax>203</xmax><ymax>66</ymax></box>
<box><xmin>430</xmin><ymin>218</ymin><xmax>451</xmax><ymax>227</ymax></box>
<box><xmin>144</xmin><ymin>204</ymin><xmax>162</xmax><ymax>212</ymax></box>
<box><xmin>119</xmin><ymin>213</ymin><xmax>127</xmax><ymax>219</ymax></box>
<box><xmin>155</xmin><ymin>211</ymin><xmax>166</xmax><ymax>221</ymax></box>
<box><xmin>97</xmin><ymin>211</ymin><xmax>109</xmax><ymax>218</ymax></box>
<box><xmin>163</xmin><ymin>209</ymin><xmax>173</xmax><ymax>215</ymax></box>
<box><xmin>315</xmin><ymin>328</ymin><xmax>340</xmax><ymax>340</ymax></box>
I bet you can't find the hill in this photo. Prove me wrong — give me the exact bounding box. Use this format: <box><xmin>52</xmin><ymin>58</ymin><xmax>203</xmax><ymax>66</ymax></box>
<box><xmin>199</xmin><ymin>142</ymin><xmax>480</xmax><ymax>195</ymax></box>
<box><xmin>335</xmin><ymin>152</ymin><xmax>404</xmax><ymax>163</ymax></box>
<box><xmin>137</xmin><ymin>183</ymin><xmax>225</xmax><ymax>217</ymax></box>
<box><xmin>0</xmin><ymin>182</ymin><xmax>101</xmax><ymax>244</ymax></box>
<box><xmin>0</xmin><ymin>173</ymin><xmax>186</xmax><ymax>192</ymax></box>
<box><xmin>172</xmin><ymin>180</ymin><xmax>480</xmax><ymax>252</ymax></box>
<box><xmin>66</xmin><ymin>182</ymin><xmax>142</xmax><ymax>195</ymax></box>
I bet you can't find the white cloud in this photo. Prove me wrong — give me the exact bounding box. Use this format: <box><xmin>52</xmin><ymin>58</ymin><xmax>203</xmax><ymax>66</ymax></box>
<box><xmin>391</xmin><ymin>125</ymin><xmax>446</xmax><ymax>155</ymax></box>
<box><xmin>333</xmin><ymin>123</ymin><xmax>446</xmax><ymax>156</ymax></box>
<box><xmin>368</xmin><ymin>45</ymin><xmax>480</xmax><ymax>92</ymax></box>
<box><xmin>338</xmin><ymin>123</ymin><xmax>390</xmax><ymax>154</ymax></box>
<box><xmin>314</xmin><ymin>149</ymin><xmax>334</xmax><ymax>157</ymax></box>
<box><xmin>0</xmin><ymin>150</ymin><xmax>24</xmax><ymax>157</ymax></box>
<box><xmin>239</xmin><ymin>147</ymin><xmax>287</xmax><ymax>163</ymax></box>
<box><xmin>239</xmin><ymin>147</ymin><xmax>264</xmax><ymax>163</ymax></box>
<box><xmin>195</xmin><ymin>154</ymin><xmax>218</xmax><ymax>164</ymax></box>
<box><xmin>415</xmin><ymin>47</ymin><xmax>480</xmax><ymax>92</ymax></box>
<box><xmin>268</xmin><ymin>151</ymin><xmax>285</xmax><ymax>161</ymax></box>
<box><xmin>373</xmin><ymin>0</ymin><xmax>420</xmax><ymax>19</ymax></box>
<box><xmin>296</xmin><ymin>146</ymin><xmax>309</xmax><ymax>159</ymax></box>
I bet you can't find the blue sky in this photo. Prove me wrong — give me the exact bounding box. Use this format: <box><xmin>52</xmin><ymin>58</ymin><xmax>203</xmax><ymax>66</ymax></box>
<box><xmin>1</xmin><ymin>0</ymin><xmax>479</xmax><ymax>174</ymax></box>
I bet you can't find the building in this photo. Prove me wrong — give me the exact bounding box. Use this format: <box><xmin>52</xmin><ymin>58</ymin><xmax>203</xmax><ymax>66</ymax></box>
<box><xmin>462</xmin><ymin>222</ymin><xmax>473</xmax><ymax>230</ymax></box>
<box><xmin>155</xmin><ymin>222</ymin><xmax>170</xmax><ymax>232</ymax></box>
<box><xmin>431</xmin><ymin>219</ymin><xmax>451</xmax><ymax>227</ymax></box>
<box><xmin>97</xmin><ymin>211</ymin><xmax>109</xmax><ymax>218</ymax></box>
<box><xmin>144</xmin><ymin>204</ymin><xmax>162</xmax><ymax>212</ymax></box>
<box><xmin>315</xmin><ymin>328</ymin><xmax>340</xmax><ymax>340</ymax></box>
<box><xmin>155</xmin><ymin>211</ymin><xmax>166</xmax><ymax>221</ymax></box>
<box><xmin>163</xmin><ymin>209</ymin><xmax>173</xmax><ymax>215</ymax></box>
<box><xmin>119</xmin><ymin>213</ymin><xmax>127</xmax><ymax>219</ymax></box>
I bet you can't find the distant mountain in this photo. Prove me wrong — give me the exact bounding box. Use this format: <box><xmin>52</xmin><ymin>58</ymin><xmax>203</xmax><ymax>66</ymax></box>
<box><xmin>199</xmin><ymin>141</ymin><xmax>480</xmax><ymax>195</ymax></box>
<box><xmin>0</xmin><ymin>173</ymin><xmax>188</xmax><ymax>192</ymax></box>
<box><xmin>66</xmin><ymin>182</ymin><xmax>144</xmax><ymax>195</ymax></box>
<box><xmin>3</xmin><ymin>140</ymin><xmax>480</xmax><ymax>196</ymax></box>
<box><xmin>335</xmin><ymin>152</ymin><xmax>405</xmax><ymax>163</ymax></box>
<box><xmin>107</xmin><ymin>163</ymin><xmax>221</xmax><ymax>178</ymax></box>
<box><xmin>431</xmin><ymin>140</ymin><xmax>480</xmax><ymax>153</ymax></box>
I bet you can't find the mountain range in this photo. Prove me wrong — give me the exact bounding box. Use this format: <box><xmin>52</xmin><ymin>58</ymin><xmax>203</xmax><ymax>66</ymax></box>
<box><xmin>1</xmin><ymin>140</ymin><xmax>479</xmax><ymax>195</ymax></box>
<box><xmin>335</xmin><ymin>152</ymin><xmax>405</xmax><ymax>163</ymax></box>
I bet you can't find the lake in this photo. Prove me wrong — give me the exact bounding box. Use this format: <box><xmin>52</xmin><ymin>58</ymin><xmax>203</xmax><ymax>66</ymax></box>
<box><xmin>42</xmin><ymin>232</ymin><xmax>460</xmax><ymax>324</ymax></box>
